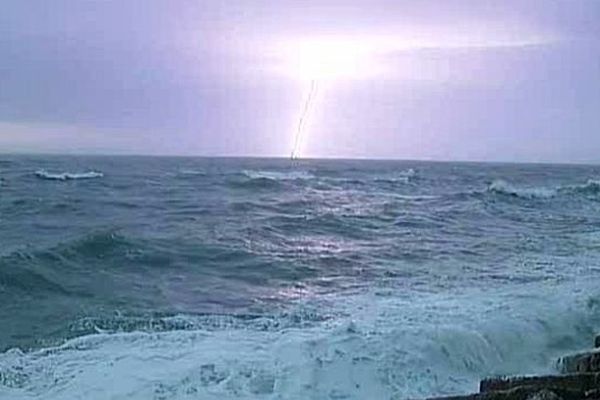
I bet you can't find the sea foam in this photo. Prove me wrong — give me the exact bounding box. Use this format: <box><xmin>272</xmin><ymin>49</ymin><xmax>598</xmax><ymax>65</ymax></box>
<box><xmin>1</xmin><ymin>279</ymin><xmax>598</xmax><ymax>400</ymax></box>
<box><xmin>34</xmin><ymin>169</ymin><xmax>104</xmax><ymax>181</ymax></box>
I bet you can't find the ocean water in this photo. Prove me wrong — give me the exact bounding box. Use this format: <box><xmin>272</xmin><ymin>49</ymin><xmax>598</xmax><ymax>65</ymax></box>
<box><xmin>1</xmin><ymin>155</ymin><xmax>600</xmax><ymax>400</ymax></box>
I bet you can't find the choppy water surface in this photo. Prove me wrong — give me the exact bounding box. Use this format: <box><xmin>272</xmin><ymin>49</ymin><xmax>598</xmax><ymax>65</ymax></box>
<box><xmin>1</xmin><ymin>155</ymin><xmax>600</xmax><ymax>399</ymax></box>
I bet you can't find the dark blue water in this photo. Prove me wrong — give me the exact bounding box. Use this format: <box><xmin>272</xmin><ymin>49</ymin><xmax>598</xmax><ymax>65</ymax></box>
<box><xmin>1</xmin><ymin>155</ymin><xmax>600</xmax><ymax>399</ymax></box>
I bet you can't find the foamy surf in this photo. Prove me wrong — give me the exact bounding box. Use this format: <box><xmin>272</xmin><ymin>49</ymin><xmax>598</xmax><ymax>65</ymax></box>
<box><xmin>1</xmin><ymin>278</ymin><xmax>599</xmax><ymax>400</ymax></box>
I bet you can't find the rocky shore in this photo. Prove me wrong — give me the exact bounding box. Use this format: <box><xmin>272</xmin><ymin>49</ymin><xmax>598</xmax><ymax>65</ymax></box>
<box><xmin>427</xmin><ymin>336</ymin><xmax>600</xmax><ymax>400</ymax></box>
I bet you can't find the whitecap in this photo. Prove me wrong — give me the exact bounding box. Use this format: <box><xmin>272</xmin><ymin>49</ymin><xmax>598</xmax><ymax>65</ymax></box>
<box><xmin>487</xmin><ymin>179</ymin><xmax>555</xmax><ymax>199</ymax></box>
<box><xmin>34</xmin><ymin>170</ymin><xmax>104</xmax><ymax>181</ymax></box>
<box><xmin>177</xmin><ymin>169</ymin><xmax>206</xmax><ymax>177</ymax></box>
<box><xmin>242</xmin><ymin>170</ymin><xmax>315</xmax><ymax>181</ymax></box>
<box><xmin>395</xmin><ymin>194</ymin><xmax>438</xmax><ymax>200</ymax></box>
<box><xmin>374</xmin><ymin>168</ymin><xmax>417</xmax><ymax>184</ymax></box>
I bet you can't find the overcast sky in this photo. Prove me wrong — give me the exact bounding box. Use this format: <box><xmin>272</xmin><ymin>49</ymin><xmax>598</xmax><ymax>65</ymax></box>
<box><xmin>1</xmin><ymin>0</ymin><xmax>599</xmax><ymax>162</ymax></box>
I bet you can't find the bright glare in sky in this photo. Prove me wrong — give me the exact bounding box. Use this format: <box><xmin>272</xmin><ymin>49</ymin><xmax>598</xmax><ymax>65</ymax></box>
<box><xmin>279</xmin><ymin>35</ymin><xmax>398</xmax><ymax>158</ymax></box>
<box><xmin>273</xmin><ymin>31</ymin><xmax>558</xmax><ymax>158</ymax></box>
<box><xmin>276</xmin><ymin>36</ymin><xmax>386</xmax><ymax>81</ymax></box>
<box><xmin>273</xmin><ymin>31</ymin><xmax>553</xmax><ymax>82</ymax></box>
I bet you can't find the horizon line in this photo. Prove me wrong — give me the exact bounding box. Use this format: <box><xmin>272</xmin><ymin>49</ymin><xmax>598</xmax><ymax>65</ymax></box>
<box><xmin>0</xmin><ymin>151</ymin><xmax>598</xmax><ymax>167</ymax></box>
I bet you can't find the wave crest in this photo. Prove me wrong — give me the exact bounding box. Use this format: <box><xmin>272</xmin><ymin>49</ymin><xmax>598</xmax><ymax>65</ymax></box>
<box><xmin>35</xmin><ymin>169</ymin><xmax>104</xmax><ymax>181</ymax></box>
<box><xmin>563</xmin><ymin>179</ymin><xmax>600</xmax><ymax>196</ymax></box>
<box><xmin>242</xmin><ymin>170</ymin><xmax>315</xmax><ymax>181</ymax></box>
<box><xmin>487</xmin><ymin>180</ymin><xmax>556</xmax><ymax>199</ymax></box>
<box><xmin>487</xmin><ymin>178</ymin><xmax>600</xmax><ymax>200</ymax></box>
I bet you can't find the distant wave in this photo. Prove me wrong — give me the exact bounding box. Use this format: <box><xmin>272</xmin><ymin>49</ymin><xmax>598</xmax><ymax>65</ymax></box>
<box><xmin>486</xmin><ymin>179</ymin><xmax>600</xmax><ymax>200</ymax></box>
<box><xmin>176</xmin><ymin>169</ymin><xmax>206</xmax><ymax>177</ymax></box>
<box><xmin>563</xmin><ymin>179</ymin><xmax>600</xmax><ymax>196</ymax></box>
<box><xmin>487</xmin><ymin>180</ymin><xmax>555</xmax><ymax>199</ymax></box>
<box><xmin>238</xmin><ymin>168</ymin><xmax>417</xmax><ymax>187</ymax></box>
<box><xmin>402</xmin><ymin>168</ymin><xmax>416</xmax><ymax>178</ymax></box>
<box><xmin>242</xmin><ymin>170</ymin><xmax>315</xmax><ymax>181</ymax></box>
<box><xmin>374</xmin><ymin>168</ymin><xmax>417</xmax><ymax>184</ymax></box>
<box><xmin>35</xmin><ymin>169</ymin><xmax>104</xmax><ymax>181</ymax></box>
<box><xmin>395</xmin><ymin>194</ymin><xmax>438</xmax><ymax>200</ymax></box>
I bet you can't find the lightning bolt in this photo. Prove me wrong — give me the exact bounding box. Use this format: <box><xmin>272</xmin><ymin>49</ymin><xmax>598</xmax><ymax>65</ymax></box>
<box><xmin>291</xmin><ymin>79</ymin><xmax>319</xmax><ymax>160</ymax></box>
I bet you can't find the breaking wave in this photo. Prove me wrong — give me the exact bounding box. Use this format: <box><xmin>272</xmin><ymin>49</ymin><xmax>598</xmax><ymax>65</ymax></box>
<box><xmin>486</xmin><ymin>179</ymin><xmax>600</xmax><ymax>200</ymax></box>
<box><xmin>225</xmin><ymin>170</ymin><xmax>316</xmax><ymax>190</ymax></box>
<box><xmin>242</xmin><ymin>170</ymin><xmax>315</xmax><ymax>181</ymax></box>
<box><xmin>0</xmin><ymin>280</ymin><xmax>599</xmax><ymax>399</ymax></box>
<box><xmin>487</xmin><ymin>180</ymin><xmax>556</xmax><ymax>199</ymax></box>
<box><xmin>374</xmin><ymin>168</ymin><xmax>417</xmax><ymax>184</ymax></box>
<box><xmin>5</xmin><ymin>158</ymin><xmax>600</xmax><ymax>399</ymax></box>
<box><xmin>69</xmin><ymin>309</ymin><xmax>328</xmax><ymax>337</ymax></box>
<box><xmin>34</xmin><ymin>169</ymin><xmax>104</xmax><ymax>181</ymax></box>
<box><xmin>176</xmin><ymin>169</ymin><xmax>206</xmax><ymax>177</ymax></box>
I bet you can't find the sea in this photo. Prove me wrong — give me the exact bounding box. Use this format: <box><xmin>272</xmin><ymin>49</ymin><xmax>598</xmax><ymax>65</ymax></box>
<box><xmin>1</xmin><ymin>154</ymin><xmax>600</xmax><ymax>400</ymax></box>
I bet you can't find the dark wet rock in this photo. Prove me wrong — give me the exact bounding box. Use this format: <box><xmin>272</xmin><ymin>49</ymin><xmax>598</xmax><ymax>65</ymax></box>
<box><xmin>426</xmin><ymin>341</ymin><xmax>600</xmax><ymax>400</ymax></box>
<box><xmin>525</xmin><ymin>389</ymin><xmax>561</xmax><ymax>400</ymax></box>
<box><xmin>480</xmin><ymin>373</ymin><xmax>600</xmax><ymax>393</ymax></box>
<box><xmin>558</xmin><ymin>350</ymin><xmax>600</xmax><ymax>373</ymax></box>
<box><xmin>426</xmin><ymin>386</ymin><xmax>581</xmax><ymax>400</ymax></box>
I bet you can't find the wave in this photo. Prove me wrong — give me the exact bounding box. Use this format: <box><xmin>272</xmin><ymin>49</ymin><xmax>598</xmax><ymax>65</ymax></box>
<box><xmin>236</xmin><ymin>168</ymin><xmax>417</xmax><ymax>189</ymax></box>
<box><xmin>1</xmin><ymin>279</ymin><xmax>599</xmax><ymax>399</ymax></box>
<box><xmin>176</xmin><ymin>169</ymin><xmax>207</xmax><ymax>177</ymax></box>
<box><xmin>0</xmin><ymin>254</ymin><xmax>72</xmax><ymax>295</ymax></box>
<box><xmin>395</xmin><ymin>194</ymin><xmax>438</xmax><ymax>200</ymax></box>
<box><xmin>34</xmin><ymin>169</ymin><xmax>103</xmax><ymax>181</ymax></box>
<box><xmin>0</xmin><ymin>232</ymin><xmax>132</xmax><ymax>295</ymax></box>
<box><xmin>487</xmin><ymin>180</ymin><xmax>556</xmax><ymax>199</ymax></box>
<box><xmin>562</xmin><ymin>179</ymin><xmax>600</xmax><ymax>196</ymax></box>
<box><xmin>69</xmin><ymin>309</ymin><xmax>328</xmax><ymax>337</ymax></box>
<box><xmin>242</xmin><ymin>170</ymin><xmax>315</xmax><ymax>181</ymax></box>
<box><xmin>486</xmin><ymin>178</ymin><xmax>600</xmax><ymax>200</ymax></box>
<box><xmin>226</xmin><ymin>170</ymin><xmax>316</xmax><ymax>190</ymax></box>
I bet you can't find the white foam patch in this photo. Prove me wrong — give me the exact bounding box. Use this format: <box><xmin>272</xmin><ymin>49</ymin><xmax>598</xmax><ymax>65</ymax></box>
<box><xmin>176</xmin><ymin>169</ymin><xmax>207</xmax><ymax>177</ymax></box>
<box><xmin>242</xmin><ymin>170</ymin><xmax>315</xmax><ymax>181</ymax></box>
<box><xmin>34</xmin><ymin>170</ymin><xmax>104</xmax><ymax>181</ymax></box>
<box><xmin>1</xmin><ymin>279</ymin><xmax>599</xmax><ymax>400</ymax></box>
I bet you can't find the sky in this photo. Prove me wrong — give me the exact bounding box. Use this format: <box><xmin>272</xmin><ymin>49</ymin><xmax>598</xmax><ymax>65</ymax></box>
<box><xmin>1</xmin><ymin>0</ymin><xmax>599</xmax><ymax>163</ymax></box>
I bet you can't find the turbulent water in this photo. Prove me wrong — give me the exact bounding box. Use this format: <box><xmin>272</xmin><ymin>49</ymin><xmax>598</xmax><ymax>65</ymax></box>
<box><xmin>1</xmin><ymin>155</ymin><xmax>600</xmax><ymax>400</ymax></box>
